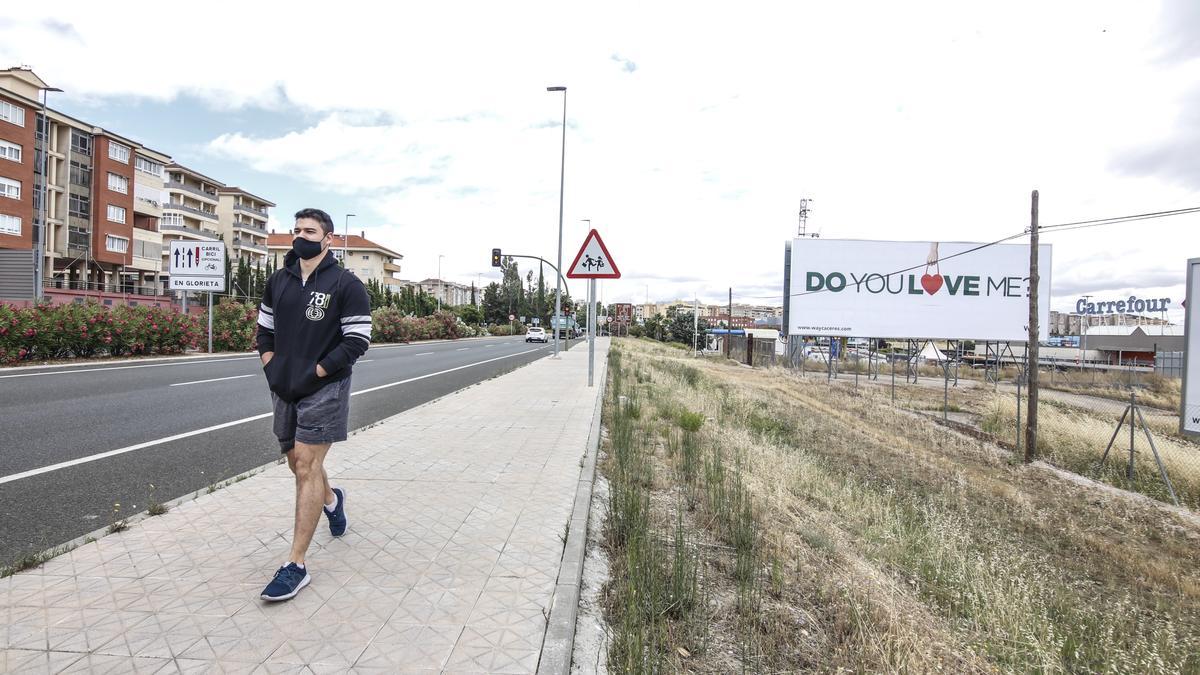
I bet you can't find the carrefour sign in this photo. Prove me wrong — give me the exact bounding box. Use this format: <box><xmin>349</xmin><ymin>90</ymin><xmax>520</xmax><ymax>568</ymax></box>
<box><xmin>1075</xmin><ymin>296</ymin><xmax>1171</xmax><ymax>315</ymax></box>
<box><xmin>787</xmin><ymin>238</ymin><xmax>1051</xmax><ymax>340</ymax></box>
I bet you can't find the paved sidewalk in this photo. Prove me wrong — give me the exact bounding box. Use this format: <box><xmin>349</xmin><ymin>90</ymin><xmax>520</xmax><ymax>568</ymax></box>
<box><xmin>0</xmin><ymin>339</ymin><xmax>610</xmax><ymax>674</ymax></box>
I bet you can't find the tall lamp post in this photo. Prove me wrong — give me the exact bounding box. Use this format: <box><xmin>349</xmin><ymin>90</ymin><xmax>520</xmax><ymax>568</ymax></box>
<box><xmin>343</xmin><ymin>213</ymin><xmax>356</xmax><ymax>264</ymax></box>
<box><xmin>437</xmin><ymin>254</ymin><xmax>444</xmax><ymax>311</ymax></box>
<box><xmin>547</xmin><ymin>85</ymin><xmax>567</xmax><ymax>357</ymax></box>
<box><xmin>35</xmin><ymin>84</ymin><xmax>63</xmax><ymax>302</ymax></box>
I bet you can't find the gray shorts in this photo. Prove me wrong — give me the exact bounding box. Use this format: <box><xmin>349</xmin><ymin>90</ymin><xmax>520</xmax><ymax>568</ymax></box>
<box><xmin>271</xmin><ymin>376</ymin><xmax>353</xmax><ymax>453</ymax></box>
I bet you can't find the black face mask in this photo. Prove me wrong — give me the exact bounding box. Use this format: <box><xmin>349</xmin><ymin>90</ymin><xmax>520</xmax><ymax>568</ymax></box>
<box><xmin>292</xmin><ymin>236</ymin><xmax>325</xmax><ymax>260</ymax></box>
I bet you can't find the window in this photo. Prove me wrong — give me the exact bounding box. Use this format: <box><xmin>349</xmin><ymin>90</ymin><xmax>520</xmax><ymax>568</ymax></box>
<box><xmin>0</xmin><ymin>140</ymin><xmax>20</xmax><ymax>163</ymax></box>
<box><xmin>0</xmin><ymin>214</ymin><xmax>19</xmax><ymax>235</ymax></box>
<box><xmin>70</xmin><ymin>131</ymin><xmax>91</xmax><ymax>156</ymax></box>
<box><xmin>33</xmin><ymin>149</ymin><xmax>44</xmax><ymax>175</ymax></box>
<box><xmin>0</xmin><ymin>100</ymin><xmax>25</xmax><ymax>127</ymax></box>
<box><xmin>0</xmin><ymin>177</ymin><xmax>20</xmax><ymax>199</ymax></box>
<box><xmin>108</xmin><ymin>141</ymin><xmax>130</xmax><ymax>163</ymax></box>
<box><xmin>69</xmin><ymin>193</ymin><xmax>90</xmax><ymax>218</ymax></box>
<box><xmin>135</xmin><ymin>156</ymin><xmax>163</xmax><ymax>177</ymax></box>
<box><xmin>107</xmin><ymin>172</ymin><xmax>128</xmax><ymax>194</ymax></box>
<box><xmin>107</xmin><ymin>204</ymin><xmax>126</xmax><ymax>223</ymax></box>
<box><xmin>362</xmin><ymin>254</ymin><xmax>370</xmax><ymax>261</ymax></box>
<box><xmin>105</xmin><ymin>235</ymin><xmax>128</xmax><ymax>254</ymax></box>
<box><xmin>69</xmin><ymin>160</ymin><xmax>91</xmax><ymax>187</ymax></box>
<box><xmin>35</xmin><ymin>114</ymin><xmax>48</xmax><ymax>141</ymax></box>
<box><xmin>162</xmin><ymin>213</ymin><xmax>183</xmax><ymax>228</ymax></box>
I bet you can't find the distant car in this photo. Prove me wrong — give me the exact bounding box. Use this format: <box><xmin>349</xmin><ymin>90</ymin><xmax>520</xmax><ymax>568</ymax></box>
<box><xmin>526</xmin><ymin>327</ymin><xmax>547</xmax><ymax>343</ymax></box>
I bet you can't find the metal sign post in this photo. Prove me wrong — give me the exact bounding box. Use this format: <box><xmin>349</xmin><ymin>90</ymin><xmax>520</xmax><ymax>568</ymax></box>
<box><xmin>588</xmin><ymin>279</ymin><xmax>596</xmax><ymax>387</ymax></box>
<box><xmin>168</xmin><ymin>241</ymin><xmax>226</xmax><ymax>353</ymax></box>
<box><xmin>566</xmin><ymin>228</ymin><xmax>621</xmax><ymax>388</ymax></box>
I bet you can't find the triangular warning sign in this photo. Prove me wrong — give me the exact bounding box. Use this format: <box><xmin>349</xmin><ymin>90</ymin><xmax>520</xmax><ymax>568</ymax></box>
<box><xmin>567</xmin><ymin>229</ymin><xmax>621</xmax><ymax>279</ymax></box>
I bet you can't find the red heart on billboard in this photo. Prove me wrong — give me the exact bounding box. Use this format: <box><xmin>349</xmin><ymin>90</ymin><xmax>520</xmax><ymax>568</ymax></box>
<box><xmin>920</xmin><ymin>274</ymin><xmax>943</xmax><ymax>295</ymax></box>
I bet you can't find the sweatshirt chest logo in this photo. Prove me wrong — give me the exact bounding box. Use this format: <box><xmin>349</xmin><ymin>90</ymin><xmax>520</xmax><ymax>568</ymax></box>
<box><xmin>305</xmin><ymin>291</ymin><xmax>332</xmax><ymax>321</ymax></box>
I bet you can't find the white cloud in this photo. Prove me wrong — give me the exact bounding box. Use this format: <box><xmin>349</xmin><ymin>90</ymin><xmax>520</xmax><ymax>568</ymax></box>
<box><xmin>4</xmin><ymin>0</ymin><xmax>1198</xmax><ymax>322</ymax></box>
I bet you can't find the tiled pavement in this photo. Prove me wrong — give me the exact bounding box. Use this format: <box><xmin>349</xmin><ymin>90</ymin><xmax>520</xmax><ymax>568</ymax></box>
<box><xmin>0</xmin><ymin>339</ymin><xmax>609</xmax><ymax>674</ymax></box>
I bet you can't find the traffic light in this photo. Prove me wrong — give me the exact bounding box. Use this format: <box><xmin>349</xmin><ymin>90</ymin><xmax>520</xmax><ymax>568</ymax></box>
<box><xmin>491</xmin><ymin>248</ymin><xmax>502</xmax><ymax>267</ymax></box>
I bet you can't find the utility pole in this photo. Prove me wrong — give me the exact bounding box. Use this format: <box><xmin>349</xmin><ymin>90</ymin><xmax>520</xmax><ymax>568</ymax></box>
<box><xmin>1025</xmin><ymin>189</ymin><xmax>1040</xmax><ymax>463</ymax></box>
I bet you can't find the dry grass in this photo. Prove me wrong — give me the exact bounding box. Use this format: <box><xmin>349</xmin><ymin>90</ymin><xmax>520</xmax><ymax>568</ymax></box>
<box><xmin>599</xmin><ymin>338</ymin><xmax>1200</xmax><ymax>673</ymax></box>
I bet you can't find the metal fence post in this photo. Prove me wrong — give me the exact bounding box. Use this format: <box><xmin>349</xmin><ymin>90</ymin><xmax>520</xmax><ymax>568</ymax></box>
<box><xmin>891</xmin><ymin>355</ymin><xmax>896</xmax><ymax>404</ymax></box>
<box><xmin>943</xmin><ymin>364</ymin><xmax>949</xmax><ymax>421</ymax></box>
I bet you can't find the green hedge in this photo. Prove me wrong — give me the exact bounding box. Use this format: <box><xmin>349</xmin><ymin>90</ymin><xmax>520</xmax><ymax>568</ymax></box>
<box><xmin>0</xmin><ymin>302</ymin><xmax>202</xmax><ymax>364</ymax></box>
<box><xmin>0</xmin><ymin>301</ymin><xmax>491</xmax><ymax>366</ymax></box>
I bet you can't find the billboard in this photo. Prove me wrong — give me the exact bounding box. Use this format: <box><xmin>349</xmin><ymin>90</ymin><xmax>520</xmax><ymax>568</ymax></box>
<box><xmin>1181</xmin><ymin>258</ymin><xmax>1200</xmax><ymax>438</ymax></box>
<box><xmin>787</xmin><ymin>238</ymin><xmax>1051</xmax><ymax>341</ymax></box>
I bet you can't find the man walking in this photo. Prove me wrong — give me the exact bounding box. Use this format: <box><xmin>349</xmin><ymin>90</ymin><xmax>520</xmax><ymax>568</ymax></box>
<box><xmin>256</xmin><ymin>208</ymin><xmax>372</xmax><ymax>601</ymax></box>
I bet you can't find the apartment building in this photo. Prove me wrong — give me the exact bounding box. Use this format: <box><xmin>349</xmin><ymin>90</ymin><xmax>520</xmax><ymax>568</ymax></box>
<box><xmin>0</xmin><ymin>67</ymin><xmax>178</xmax><ymax>300</ymax></box>
<box><xmin>266</xmin><ymin>231</ymin><xmax>403</xmax><ymax>288</ymax></box>
<box><xmin>0</xmin><ymin>68</ymin><xmax>43</xmax><ymax>300</ymax></box>
<box><xmin>0</xmin><ymin>66</ymin><xmax>276</xmax><ymax>305</ymax></box>
<box><xmin>217</xmin><ymin>187</ymin><xmax>272</xmax><ymax>266</ymax></box>
<box><xmin>415</xmin><ymin>278</ymin><xmax>477</xmax><ymax>307</ymax></box>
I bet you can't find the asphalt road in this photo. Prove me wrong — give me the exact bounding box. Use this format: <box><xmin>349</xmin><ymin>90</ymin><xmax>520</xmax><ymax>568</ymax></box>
<box><xmin>0</xmin><ymin>335</ymin><xmax>574</xmax><ymax>569</ymax></box>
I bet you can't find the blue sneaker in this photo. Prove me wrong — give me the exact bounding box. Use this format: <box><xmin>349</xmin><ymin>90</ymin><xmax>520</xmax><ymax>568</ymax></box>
<box><xmin>260</xmin><ymin>563</ymin><xmax>310</xmax><ymax>602</ymax></box>
<box><xmin>325</xmin><ymin>487</ymin><xmax>347</xmax><ymax>537</ymax></box>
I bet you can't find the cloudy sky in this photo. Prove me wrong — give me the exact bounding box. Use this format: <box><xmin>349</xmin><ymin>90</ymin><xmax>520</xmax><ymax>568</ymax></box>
<box><xmin>2</xmin><ymin>1</ymin><xmax>1197</xmax><ymax>320</ymax></box>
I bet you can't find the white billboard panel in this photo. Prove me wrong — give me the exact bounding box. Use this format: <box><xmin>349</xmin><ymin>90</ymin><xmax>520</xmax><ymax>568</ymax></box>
<box><xmin>1181</xmin><ymin>258</ymin><xmax>1200</xmax><ymax>437</ymax></box>
<box><xmin>787</xmin><ymin>238</ymin><xmax>1051</xmax><ymax>341</ymax></box>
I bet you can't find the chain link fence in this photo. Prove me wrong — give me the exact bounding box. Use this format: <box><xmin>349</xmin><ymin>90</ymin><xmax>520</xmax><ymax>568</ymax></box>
<box><xmin>742</xmin><ymin>337</ymin><xmax>1199</xmax><ymax>511</ymax></box>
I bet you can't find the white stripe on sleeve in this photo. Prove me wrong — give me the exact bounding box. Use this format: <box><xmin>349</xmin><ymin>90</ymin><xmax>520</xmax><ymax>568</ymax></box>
<box><xmin>257</xmin><ymin>313</ymin><xmax>275</xmax><ymax>330</ymax></box>
<box><xmin>342</xmin><ymin>323</ymin><xmax>372</xmax><ymax>340</ymax></box>
<box><xmin>340</xmin><ymin>315</ymin><xmax>371</xmax><ymax>324</ymax></box>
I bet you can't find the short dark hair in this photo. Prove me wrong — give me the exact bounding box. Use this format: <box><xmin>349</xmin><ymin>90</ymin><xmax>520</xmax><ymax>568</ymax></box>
<box><xmin>294</xmin><ymin>208</ymin><xmax>335</xmax><ymax>235</ymax></box>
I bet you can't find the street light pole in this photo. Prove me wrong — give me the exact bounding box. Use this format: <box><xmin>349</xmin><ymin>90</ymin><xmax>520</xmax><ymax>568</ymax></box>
<box><xmin>548</xmin><ymin>85</ymin><xmax>567</xmax><ymax>357</ymax></box>
<box><xmin>343</xmin><ymin>213</ymin><xmax>356</xmax><ymax>265</ymax></box>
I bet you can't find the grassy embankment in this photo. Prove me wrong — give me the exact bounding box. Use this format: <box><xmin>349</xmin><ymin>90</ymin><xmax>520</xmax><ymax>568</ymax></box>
<box><xmin>599</xmin><ymin>338</ymin><xmax>1200</xmax><ymax>673</ymax></box>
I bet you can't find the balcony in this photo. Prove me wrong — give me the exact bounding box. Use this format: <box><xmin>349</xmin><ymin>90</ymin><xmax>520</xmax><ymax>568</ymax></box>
<box><xmin>233</xmin><ymin>203</ymin><xmax>269</xmax><ymax>218</ymax></box>
<box><xmin>160</xmin><ymin>222</ymin><xmax>220</xmax><ymax>241</ymax></box>
<box><xmin>383</xmin><ymin>261</ymin><xmax>402</xmax><ymax>274</ymax></box>
<box><xmin>164</xmin><ymin>180</ymin><xmax>219</xmax><ymax>204</ymax></box>
<box><xmin>232</xmin><ymin>220</ymin><xmax>268</xmax><ymax>236</ymax></box>
<box><xmin>163</xmin><ymin>202</ymin><xmax>218</xmax><ymax>222</ymax></box>
<box><xmin>232</xmin><ymin>238</ymin><xmax>268</xmax><ymax>254</ymax></box>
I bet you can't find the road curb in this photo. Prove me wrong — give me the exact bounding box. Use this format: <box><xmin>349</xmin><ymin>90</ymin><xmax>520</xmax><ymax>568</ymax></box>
<box><xmin>538</xmin><ymin>343</ymin><xmax>609</xmax><ymax>675</ymax></box>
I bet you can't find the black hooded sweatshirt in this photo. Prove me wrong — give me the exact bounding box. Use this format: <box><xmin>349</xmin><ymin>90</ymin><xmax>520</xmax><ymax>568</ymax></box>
<box><xmin>256</xmin><ymin>249</ymin><xmax>371</xmax><ymax>402</ymax></box>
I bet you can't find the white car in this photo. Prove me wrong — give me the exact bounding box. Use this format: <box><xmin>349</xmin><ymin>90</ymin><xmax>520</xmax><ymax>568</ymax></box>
<box><xmin>525</xmin><ymin>327</ymin><xmax>547</xmax><ymax>343</ymax></box>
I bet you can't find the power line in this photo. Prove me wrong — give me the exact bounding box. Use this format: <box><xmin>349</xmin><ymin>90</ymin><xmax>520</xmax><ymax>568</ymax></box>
<box><xmin>1039</xmin><ymin>206</ymin><xmax>1200</xmax><ymax>232</ymax></box>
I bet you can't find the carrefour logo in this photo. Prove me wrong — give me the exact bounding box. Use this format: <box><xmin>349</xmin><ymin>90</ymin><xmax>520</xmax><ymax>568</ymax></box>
<box><xmin>805</xmin><ymin>271</ymin><xmax>1028</xmax><ymax>298</ymax></box>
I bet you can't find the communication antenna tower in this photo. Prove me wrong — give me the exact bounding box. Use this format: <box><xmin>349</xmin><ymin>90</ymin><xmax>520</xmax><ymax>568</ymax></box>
<box><xmin>798</xmin><ymin>198</ymin><xmax>818</xmax><ymax>237</ymax></box>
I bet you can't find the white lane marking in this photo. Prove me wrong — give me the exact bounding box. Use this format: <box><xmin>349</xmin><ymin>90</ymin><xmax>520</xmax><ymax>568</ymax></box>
<box><xmin>170</xmin><ymin>374</ymin><xmax>256</xmax><ymax>387</ymax></box>
<box><xmin>352</xmin><ymin>347</ymin><xmax>542</xmax><ymax>396</ymax></box>
<box><xmin>0</xmin><ymin>347</ymin><xmax>545</xmax><ymax>486</ymax></box>
<box><xmin>456</xmin><ymin>348</ymin><xmax>469</xmax><ymax>351</ymax></box>
<box><xmin>357</xmin><ymin>359</ymin><xmax>374</xmax><ymax>363</ymax></box>
<box><xmin>0</xmin><ymin>356</ymin><xmax>259</xmax><ymax>380</ymax></box>
<box><xmin>415</xmin><ymin>352</ymin><xmax>435</xmax><ymax>356</ymax></box>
